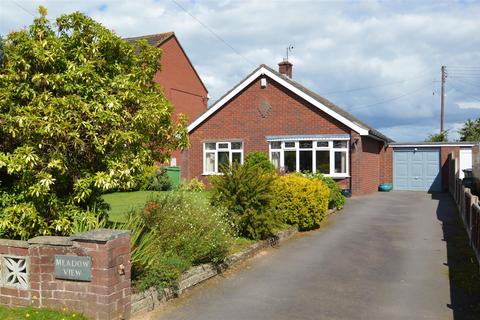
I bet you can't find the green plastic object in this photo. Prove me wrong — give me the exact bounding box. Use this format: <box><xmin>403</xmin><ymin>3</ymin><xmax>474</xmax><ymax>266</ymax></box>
<box><xmin>379</xmin><ymin>183</ymin><xmax>393</xmax><ymax>192</ymax></box>
<box><xmin>165</xmin><ymin>166</ymin><xmax>181</xmax><ymax>189</ymax></box>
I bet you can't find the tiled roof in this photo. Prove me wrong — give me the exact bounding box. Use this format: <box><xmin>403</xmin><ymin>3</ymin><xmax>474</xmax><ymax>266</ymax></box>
<box><xmin>124</xmin><ymin>32</ymin><xmax>175</xmax><ymax>47</ymax></box>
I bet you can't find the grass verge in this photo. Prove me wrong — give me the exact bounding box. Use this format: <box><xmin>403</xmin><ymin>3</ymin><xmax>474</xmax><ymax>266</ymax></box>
<box><xmin>0</xmin><ymin>306</ymin><xmax>87</xmax><ymax>320</ymax></box>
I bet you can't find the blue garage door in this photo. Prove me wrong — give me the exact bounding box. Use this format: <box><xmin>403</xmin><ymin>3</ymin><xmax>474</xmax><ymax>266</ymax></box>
<box><xmin>393</xmin><ymin>149</ymin><xmax>441</xmax><ymax>192</ymax></box>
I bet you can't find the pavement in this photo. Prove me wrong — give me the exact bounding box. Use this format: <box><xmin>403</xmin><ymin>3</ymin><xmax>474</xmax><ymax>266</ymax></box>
<box><xmin>151</xmin><ymin>191</ymin><xmax>454</xmax><ymax>320</ymax></box>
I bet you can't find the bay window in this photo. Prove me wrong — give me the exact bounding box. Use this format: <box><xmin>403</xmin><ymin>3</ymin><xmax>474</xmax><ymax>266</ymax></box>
<box><xmin>268</xmin><ymin>138</ymin><xmax>349</xmax><ymax>177</ymax></box>
<box><xmin>203</xmin><ymin>141</ymin><xmax>243</xmax><ymax>174</ymax></box>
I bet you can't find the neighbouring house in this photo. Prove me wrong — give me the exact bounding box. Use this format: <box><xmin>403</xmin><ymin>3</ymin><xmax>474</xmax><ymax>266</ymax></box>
<box><xmin>125</xmin><ymin>32</ymin><xmax>209</xmax><ymax>165</ymax></box>
<box><xmin>183</xmin><ymin>61</ymin><xmax>479</xmax><ymax>195</ymax></box>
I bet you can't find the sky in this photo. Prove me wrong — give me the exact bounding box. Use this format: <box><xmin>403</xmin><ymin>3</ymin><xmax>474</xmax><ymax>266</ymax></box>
<box><xmin>1</xmin><ymin>0</ymin><xmax>479</xmax><ymax>142</ymax></box>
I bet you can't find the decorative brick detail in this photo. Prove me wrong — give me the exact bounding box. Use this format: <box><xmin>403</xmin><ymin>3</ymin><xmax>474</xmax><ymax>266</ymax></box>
<box><xmin>0</xmin><ymin>229</ymin><xmax>131</xmax><ymax>320</ymax></box>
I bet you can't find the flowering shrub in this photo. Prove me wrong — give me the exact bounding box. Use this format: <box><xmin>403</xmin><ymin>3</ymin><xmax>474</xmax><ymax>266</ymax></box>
<box><xmin>272</xmin><ymin>174</ymin><xmax>330</xmax><ymax>230</ymax></box>
<box><xmin>125</xmin><ymin>193</ymin><xmax>233</xmax><ymax>289</ymax></box>
<box><xmin>178</xmin><ymin>178</ymin><xmax>205</xmax><ymax>192</ymax></box>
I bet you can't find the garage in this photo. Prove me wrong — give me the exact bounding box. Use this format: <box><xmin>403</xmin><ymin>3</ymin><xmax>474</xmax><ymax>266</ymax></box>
<box><xmin>393</xmin><ymin>148</ymin><xmax>442</xmax><ymax>192</ymax></box>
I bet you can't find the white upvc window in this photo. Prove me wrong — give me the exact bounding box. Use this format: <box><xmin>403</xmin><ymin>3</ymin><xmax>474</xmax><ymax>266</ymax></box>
<box><xmin>203</xmin><ymin>141</ymin><xmax>243</xmax><ymax>174</ymax></box>
<box><xmin>269</xmin><ymin>139</ymin><xmax>349</xmax><ymax>178</ymax></box>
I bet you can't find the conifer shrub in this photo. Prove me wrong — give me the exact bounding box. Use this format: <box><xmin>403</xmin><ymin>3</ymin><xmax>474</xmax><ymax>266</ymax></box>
<box><xmin>209</xmin><ymin>163</ymin><xmax>278</xmax><ymax>240</ymax></box>
<box><xmin>244</xmin><ymin>151</ymin><xmax>276</xmax><ymax>173</ymax></box>
<box><xmin>272</xmin><ymin>174</ymin><xmax>330</xmax><ymax>230</ymax></box>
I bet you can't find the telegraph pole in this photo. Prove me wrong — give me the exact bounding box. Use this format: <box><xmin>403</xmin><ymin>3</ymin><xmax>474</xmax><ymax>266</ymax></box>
<box><xmin>440</xmin><ymin>65</ymin><xmax>447</xmax><ymax>133</ymax></box>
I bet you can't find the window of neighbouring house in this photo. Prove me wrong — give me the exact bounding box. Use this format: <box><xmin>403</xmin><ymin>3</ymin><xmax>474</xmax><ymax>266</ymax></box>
<box><xmin>203</xmin><ymin>141</ymin><xmax>243</xmax><ymax>174</ymax></box>
<box><xmin>268</xmin><ymin>139</ymin><xmax>349</xmax><ymax>177</ymax></box>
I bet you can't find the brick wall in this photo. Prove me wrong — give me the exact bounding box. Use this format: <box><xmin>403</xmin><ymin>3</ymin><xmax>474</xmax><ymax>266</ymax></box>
<box><xmin>441</xmin><ymin>146</ymin><xmax>460</xmax><ymax>191</ymax></box>
<box><xmin>186</xmin><ymin>76</ymin><xmax>385</xmax><ymax>195</ymax></box>
<box><xmin>0</xmin><ymin>229</ymin><xmax>131</xmax><ymax>320</ymax></box>
<box><xmin>351</xmin><ymin>135</ymin><xmax>385</xmax><ymax>195</ymax></box>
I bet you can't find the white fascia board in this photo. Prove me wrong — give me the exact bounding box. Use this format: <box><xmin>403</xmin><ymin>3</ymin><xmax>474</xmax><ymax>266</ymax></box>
<box><xmin>188</xmin><ymin>66</ymin><xmax>369</xmax><ymax>135</ymax></box>
<box><xmin>392</xmin><ymin>144</ymin><xmax>475</xmax><ymax>148</ymax></box>
<box><xmin>261</xmin><ymin>68</ymin><xmax>369</xmax><ymax>136</ymax></box>
<box><xmin>188</xmin><ymin>68</ymin><xmax>264</xmax><ymax>132</ymax></box>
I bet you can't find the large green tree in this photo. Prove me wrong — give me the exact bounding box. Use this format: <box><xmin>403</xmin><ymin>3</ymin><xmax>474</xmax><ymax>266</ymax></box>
<box><xmin>458</xmin><ymin>118</ymin><xmax>480</xmax><ymax>142</ymax></box>
<box><xmin>0</xmin><ymin>7</ymin><xmax>188</xmax><ymax>239</ymax></box>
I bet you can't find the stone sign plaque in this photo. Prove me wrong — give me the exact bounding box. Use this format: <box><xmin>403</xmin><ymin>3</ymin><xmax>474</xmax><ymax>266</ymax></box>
<box><xmin>54</xmin><ymin>255</ymin><xmax>92</xmax><ymax>281</ymax></box>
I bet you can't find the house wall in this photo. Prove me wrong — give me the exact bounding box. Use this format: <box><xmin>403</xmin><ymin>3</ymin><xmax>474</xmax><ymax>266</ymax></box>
<box><xmin>351</xmin><ymin>136</ymin><xmax>386</xmax><ymax>195</ymax></box>
<box><xmin>155</xmin><ymin>36</ymin><xmax>208</xmax><ymax>123</ymax></box>
<box><xmin>186</xmin><ymin>76</ymin><xmax>385</xmax><ymax>195</ymax></box>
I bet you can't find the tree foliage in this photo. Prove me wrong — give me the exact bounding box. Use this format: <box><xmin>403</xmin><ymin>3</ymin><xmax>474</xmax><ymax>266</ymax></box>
<box><xmin>425</xmin><ymin>130</ymin><xmax>449</xmax><ymax>142</ymax></box>
<box><xmin>0</xmin><ymin>7</ymin><xmax>188</xmax><ymax>239</ymax></box>
<box><xmin>458</xmin><ymin>118</ymin><xmax>480</xmax><ymax>142</ymax></box>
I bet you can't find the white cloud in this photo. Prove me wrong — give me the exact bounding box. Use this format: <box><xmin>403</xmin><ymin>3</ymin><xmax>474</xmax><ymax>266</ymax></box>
<box><xmin>1</xmin><ymin>0</ymin><xmax>479</xmax><ymax>142</ymax></box>
<box><xmin>457</xmin><ymin>101</ymin><xmax>480</xmax><ymax>109</ymax></box>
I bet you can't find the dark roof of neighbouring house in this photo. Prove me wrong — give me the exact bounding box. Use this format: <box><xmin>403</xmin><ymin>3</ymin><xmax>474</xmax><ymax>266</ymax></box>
<box><xmin>189</xmin><ymin>63</ymin><xmax>392</xmax><ymax>142</ymax></box>
<box><xmin>124</xmin><ymin>32</ymin><xmax>208</xmax><ymax>94</ymax></box>
<box><xmin>124</xmin><ymin>32</ymin><xmax>175</xmax><ymax>47</ymax></box>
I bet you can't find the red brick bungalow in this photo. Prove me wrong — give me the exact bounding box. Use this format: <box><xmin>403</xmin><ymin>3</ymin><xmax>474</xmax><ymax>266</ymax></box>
<box><xmin>183</xmin><ymin>62</ymin><xmax>395</xmax><ymax>196</ymax></box>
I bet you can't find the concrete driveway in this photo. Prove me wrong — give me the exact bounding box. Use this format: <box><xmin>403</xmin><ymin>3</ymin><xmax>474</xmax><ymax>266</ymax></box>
<box><xmin>152</xmin><ymin>191</ymin><xmax>454</xmax><ymax>320</ymax></box>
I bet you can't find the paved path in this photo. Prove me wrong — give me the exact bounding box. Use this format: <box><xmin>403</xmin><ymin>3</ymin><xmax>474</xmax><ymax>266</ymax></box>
<box><xmin>153</xmin><ymin>192</ymin><xmax>454</xmax><ymax>320</ymax></box>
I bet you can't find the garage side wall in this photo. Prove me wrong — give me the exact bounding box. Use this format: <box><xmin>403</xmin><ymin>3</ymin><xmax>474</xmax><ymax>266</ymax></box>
<box><xmin>351</xmin><ymin>136</ymin><xmax>385</xmax><ymax>195</ymax></box>
<box><xmin>441</xmin><ymin>147</ymin><xmax>460</xmax><ymax>191</ymax></box>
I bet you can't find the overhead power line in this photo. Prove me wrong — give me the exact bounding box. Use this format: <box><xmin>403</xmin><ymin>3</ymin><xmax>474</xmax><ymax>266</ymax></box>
<box><xmin>319</xmin><ymin>73</ymin><xmax>431</xmax><ymax>96</ymax></box>
<box><xmin>170</xmin><ymin>0</ymin><xmax>254</xmax><ymax>67</ymax></box>
<box><xmin>11</xmin><ymin>0</ymin><xmax>35</xmax><ymax>17</ymax></box>
<box><xmin>348</xmin><ymin>82</ymin><xmax>433</xmax><ymax>111</ymax></box>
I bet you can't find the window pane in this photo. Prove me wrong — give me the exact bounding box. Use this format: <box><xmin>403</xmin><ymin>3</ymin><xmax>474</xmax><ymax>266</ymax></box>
<box><xmin>205</xmin><ymin>143</ymin><xmax>216</xmax><ymax>150</ymax></box>
<box><xmin>271</xmin><ymin>152</ymin><xmax>280</xmax><ymax>169</ymax></box>
<box><xmin>284</xmin><ymin>151</ymin><xmax>296</xmax><ymax>172</ymax></box>
<box><xmin>231</xmin><ymin>142</ymin><xmax>242</xmax><ymax>150</ymax></box>
<box><xmin>300</xmin><ymin>150</ymin><xmax>313</xmax><ymax>172</ymax></box>
<box><xmin>299</xmin><ymin>141</ymin><xmax>313</xmax><ymax>149</ymax></box>
<box><xmin>316</xmin><ymin>141</ymin><xmax>328</xmax><ymax>147</ymax></box>
<box><xmin>232</xmin><ymin>152</ymin><xmax>242</xmax><ymax>164</ymax></box>
<box><xmin>270</xmin><ymin>141</ymin><xmax>281</xmax><ymax>149</ymax></box>
<box><xmin>218</xmin><ymin>151</ymin><xmax>229</xmax><ymax>168</ymax></box>
<box><xmin>205</xmin><ymin>152</ymin><xmax>215</xmax><ymax>172</ymax></box>
<box><xmin>333</xmin><ymin>141</ymin><xmax>348</xmax><ymax>148</ymax></box>
<box><xmin>218</xmin><ymin>143</ymin><xmax>229</xmax><ymax>149</ymax></box>
<box><xmin>316</xmin><ymin>151</ymin><xmax>330</xmax><ymax>174</ymax></box>
<box><xmin>334</xmin><ymin>151</ymin><xmax>347</xmax><ymax>173</ymax></box>
<box><xmin>284</xmin><ymin>142</ymin><xmax>295</xmax><ymax>148</ymax></box>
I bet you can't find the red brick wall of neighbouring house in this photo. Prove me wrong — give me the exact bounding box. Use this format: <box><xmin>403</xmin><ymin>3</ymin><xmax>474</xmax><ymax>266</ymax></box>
<box><xmin>185</xmin><ymin>76</ymin><xmax>385</xmax><ymax>195</ymax></box>
<box><xmin>156</xmin><ymin>36</ymin><xmax>208</xmax><ymax>123</ymax></box>
<box><xmin>154</xmin><ymin>36</ymin><xmax>208</xmax><ymax>167</ymax></box>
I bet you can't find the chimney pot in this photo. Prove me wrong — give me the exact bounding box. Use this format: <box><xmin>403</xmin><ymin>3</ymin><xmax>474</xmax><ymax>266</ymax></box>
<box><xmin>278</xmin><ymin>60</ymin><xmax>293</xmax><ymax>78</ymax></box>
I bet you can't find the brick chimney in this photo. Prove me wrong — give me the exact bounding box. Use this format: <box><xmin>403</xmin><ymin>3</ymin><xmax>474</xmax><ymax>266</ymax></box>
<box><xmin>278</xmin><ymin>59</ymin><xmax>293</xmax><ymax>78</ymax></box>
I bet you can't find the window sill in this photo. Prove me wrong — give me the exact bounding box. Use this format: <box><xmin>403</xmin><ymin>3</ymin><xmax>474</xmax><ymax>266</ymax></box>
<box><xmin>325</xmin><ymin>175</ymin><xmax>350</xmax><ymax>179</ymax></box>
<box><xmin>202</xmin><ymin>172</ymin><xmax>223</xmax><ymax>176</ymax></box>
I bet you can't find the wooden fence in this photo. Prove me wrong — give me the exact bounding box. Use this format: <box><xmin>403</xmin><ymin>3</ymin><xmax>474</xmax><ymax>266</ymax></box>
<box><xmin>448</xmin><ymin>153</ymin><xmax>480</xmax><ymax>268</ymax></box>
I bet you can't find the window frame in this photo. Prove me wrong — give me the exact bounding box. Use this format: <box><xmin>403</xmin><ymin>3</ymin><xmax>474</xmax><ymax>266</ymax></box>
<box><xmin>203</xmin><ymin>141</ymin><xmax>244</xmax><ymax>175</ymax></box>
<box><xmin>268</xmin><ymin>139</ymin><xmax>349</xmax><ymax>178</ymax></box>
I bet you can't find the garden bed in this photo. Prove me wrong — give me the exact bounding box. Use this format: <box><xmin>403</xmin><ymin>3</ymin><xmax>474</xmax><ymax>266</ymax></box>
<box><xmin>131</xmin><ymin>226</ymin><xmax>300</xmax><ymax>315</ymax></box>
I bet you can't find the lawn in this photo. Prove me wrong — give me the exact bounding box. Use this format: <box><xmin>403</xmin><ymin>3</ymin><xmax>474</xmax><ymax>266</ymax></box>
<box><xmin>102</xmin><ymin>190</ymin><xmax>210</xmax><ymax>222</ymax></box>
<box><xmin>0</xmin><ymin>306</ymin><xmax>87</xmax><ymax>320</ymax></box>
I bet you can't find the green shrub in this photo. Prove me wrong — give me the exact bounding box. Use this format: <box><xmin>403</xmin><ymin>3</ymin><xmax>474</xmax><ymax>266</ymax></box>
<box><xmin>244</xmin><ymin>151</ymin><xmax>276</xmax><ymax>173</ymax></box>
<box><xmin>299</xmin><ymin>172</ymin><xmax>346</xmax><ymax>209</ymax></box>
<box><xmin>178</xmin><ymin>178</ymin><xmax>205</xmax><ymax>192</ymax></box>
<box><xmin>138</xmin><ymin>166</ymin><xmax>171</xmax><ymax>191</ymax></box>
<box><xmin>122</xmin><ymin>192</ymin><xmax>233</xmax><ymax>289</ymax></box>
<box><xmin>272</xmin><ymin>175</ymin><xmax>330</xmax><ymax>230</ymax></box>
<box><xmin>210</xmin><ymin>163</ymin><xmax>278</xmax><ymax>240</ymax></box>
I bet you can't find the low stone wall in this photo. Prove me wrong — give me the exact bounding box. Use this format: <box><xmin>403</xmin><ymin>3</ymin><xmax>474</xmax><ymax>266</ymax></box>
<box><xmin>0</xmin><ymin>229</ymin><xmax>131</xmax><ymax>320</ymax></box>
<box><xmin>131</xmin><ymin>226</ymin><xmax>299</xmax><ymax>315</ymax></box>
